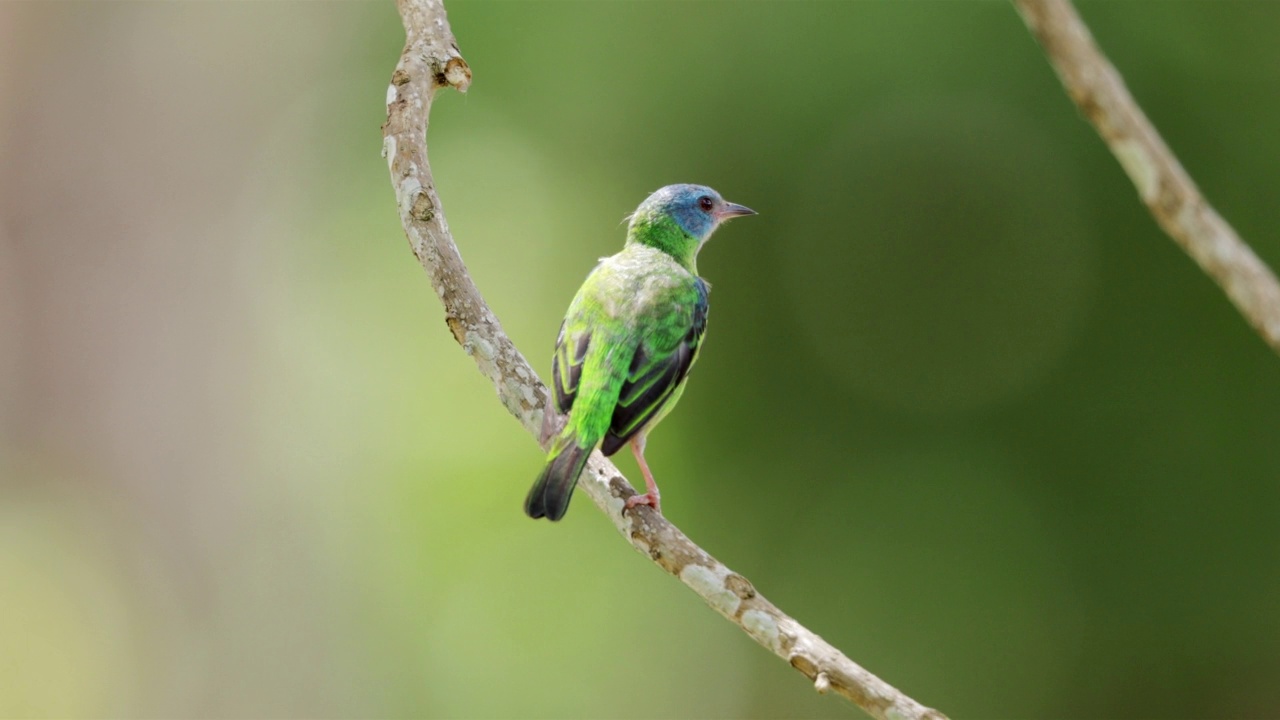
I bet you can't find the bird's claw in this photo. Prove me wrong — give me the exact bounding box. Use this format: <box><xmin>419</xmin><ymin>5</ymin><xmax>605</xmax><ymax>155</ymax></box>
<box><xmin>623</xmin><ymin>491</ymin><xmax>661</xmax><ymax>515</ymax></box>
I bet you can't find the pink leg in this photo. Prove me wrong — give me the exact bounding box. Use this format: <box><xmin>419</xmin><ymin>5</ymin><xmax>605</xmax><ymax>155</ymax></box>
<box><xmin>623</xmin><ymin>435</ymin><xmax>662</xmax><ymax>514</ymax></box>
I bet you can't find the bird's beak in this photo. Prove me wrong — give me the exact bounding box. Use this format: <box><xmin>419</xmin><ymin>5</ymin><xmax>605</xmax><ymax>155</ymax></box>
<box><xmin>717</xmin><ymin>202</ymin><xmax>757</xmax><ymax>220</ymax></box>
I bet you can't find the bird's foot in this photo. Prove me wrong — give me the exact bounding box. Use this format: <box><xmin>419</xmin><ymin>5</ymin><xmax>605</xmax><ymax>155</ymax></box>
<box><xmin>624</xmin><ymin>490</ymin><xmax>661</xmax><ymax>515</ymax></box>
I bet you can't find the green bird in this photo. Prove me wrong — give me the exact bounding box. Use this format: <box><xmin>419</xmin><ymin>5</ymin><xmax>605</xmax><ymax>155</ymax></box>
<box><xmin>525</xmin><ymin>184</ymin><xmax>755</xmax><ymax>521</ymax></box>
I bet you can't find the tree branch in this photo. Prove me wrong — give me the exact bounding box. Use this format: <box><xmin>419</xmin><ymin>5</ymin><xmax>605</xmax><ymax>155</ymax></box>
<box><xmin>1015</xmin><ymin>0</ymin><xmax>1280</xmax><ymax>355</ymax></box>
<box><xmin>381</xmin><ymin>1</ymin><xmax>947</xmax><ymax>718</ymax></box>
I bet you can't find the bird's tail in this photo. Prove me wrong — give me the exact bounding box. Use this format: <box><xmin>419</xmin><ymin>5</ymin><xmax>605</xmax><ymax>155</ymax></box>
<box><xmin>524</xmin><ymin>436</ymin><xmax>592</xmax><ymax>521</ymax></box>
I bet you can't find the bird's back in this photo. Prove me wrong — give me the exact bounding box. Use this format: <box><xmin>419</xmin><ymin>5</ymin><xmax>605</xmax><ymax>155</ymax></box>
<box><xmin>560</xmin><ymin>244</ymin><xmax>707</xmax><ymax>441</ymax></box>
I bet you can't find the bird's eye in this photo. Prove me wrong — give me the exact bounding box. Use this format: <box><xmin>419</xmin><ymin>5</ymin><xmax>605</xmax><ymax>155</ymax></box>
<box><xmin>698</xmin><ymin>196</ymin><xmax>714</xmax><ymax>212</ymax></box>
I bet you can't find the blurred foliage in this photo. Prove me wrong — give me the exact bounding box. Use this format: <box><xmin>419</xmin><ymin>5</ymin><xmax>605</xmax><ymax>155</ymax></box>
<box><xmin>2</xmin><ymin>1</ymin><xmax>1279</xmax><ymax>718</ymax></box>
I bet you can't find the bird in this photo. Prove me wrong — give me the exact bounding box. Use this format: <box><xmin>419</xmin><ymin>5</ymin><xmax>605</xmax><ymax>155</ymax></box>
<box><xmin>524</xmin><ymin>184</ymin><xmax>755</xmax><ymax>521</ymax></box>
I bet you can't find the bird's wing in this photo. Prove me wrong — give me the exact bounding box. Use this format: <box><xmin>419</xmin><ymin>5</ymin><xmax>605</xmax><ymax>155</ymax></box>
<box><xmin>551</xmin><ymin>320</ymin><xmax>591</xmax><ymax>416</ymax></box>
<box><xmin>600</xmin><ymin>278</ymin><xmax>708</xmax><ymax>455</ymax></box>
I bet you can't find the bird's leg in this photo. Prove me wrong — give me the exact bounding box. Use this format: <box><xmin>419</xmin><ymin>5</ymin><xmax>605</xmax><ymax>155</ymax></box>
<box><xmin>624</xmin><ymin>435</ymin><xmax>661</xmax><ymax>513</ymax></box>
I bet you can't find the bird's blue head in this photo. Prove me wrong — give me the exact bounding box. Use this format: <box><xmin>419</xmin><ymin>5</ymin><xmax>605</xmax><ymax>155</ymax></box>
<box><xmin>627</xmin><ymin>184</ymin><xmax>756</xmax><ymax>270</ymax></box>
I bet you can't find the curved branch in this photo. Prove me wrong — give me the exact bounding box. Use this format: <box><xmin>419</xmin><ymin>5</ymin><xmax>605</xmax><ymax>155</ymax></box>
<box><xmin>381</xmin><ymin>1</ymin><xmax>947</xmax><ymax>718</ymax></box>
<box><xmin>1016</xmin><ymin>0</ymin><xmax>1280</xmax><ymax>355</ymax></box>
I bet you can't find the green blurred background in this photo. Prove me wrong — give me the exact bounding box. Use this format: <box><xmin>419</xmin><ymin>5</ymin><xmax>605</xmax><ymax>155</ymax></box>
<box><xmin>1</xmin><ymin>1</ymin><xmax>1278</xmax><ymax>718</ymax></box>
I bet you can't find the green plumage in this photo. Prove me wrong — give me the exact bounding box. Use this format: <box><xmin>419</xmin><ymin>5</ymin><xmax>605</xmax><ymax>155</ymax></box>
<box><xmin>525</xmin><ymin>185</ymin><xmax>753</xmax><ymax>521</ymax></box>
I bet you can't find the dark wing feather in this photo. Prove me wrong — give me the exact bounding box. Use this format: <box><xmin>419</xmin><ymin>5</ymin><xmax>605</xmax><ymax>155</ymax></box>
<box><xmin>551</xmin><ymin>322</ymin><xmax>591</xmax><ymax>415</ymax></box>
<box><xmin>600</xmin><ymin>279</ymin><xmax>709</xmax><ymax>456</ymax></box>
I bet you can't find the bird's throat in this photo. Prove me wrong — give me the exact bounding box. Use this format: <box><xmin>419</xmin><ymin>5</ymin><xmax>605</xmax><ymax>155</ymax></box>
<box><xmin>626</xmin><ymin>213</ymin><xmax>699</xmax><ymax>273</ymax></box>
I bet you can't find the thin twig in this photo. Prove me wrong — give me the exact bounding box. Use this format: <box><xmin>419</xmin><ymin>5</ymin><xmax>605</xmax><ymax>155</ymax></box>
<box><xmin>1016</xmin><ymin>0</ymin><xmax>1280</xmax><ymax>355</ymax></box>
<box><xmin>380</xmin><ymin>1</ymin><xmax>947</xmax><ymax>718</ymax></box>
